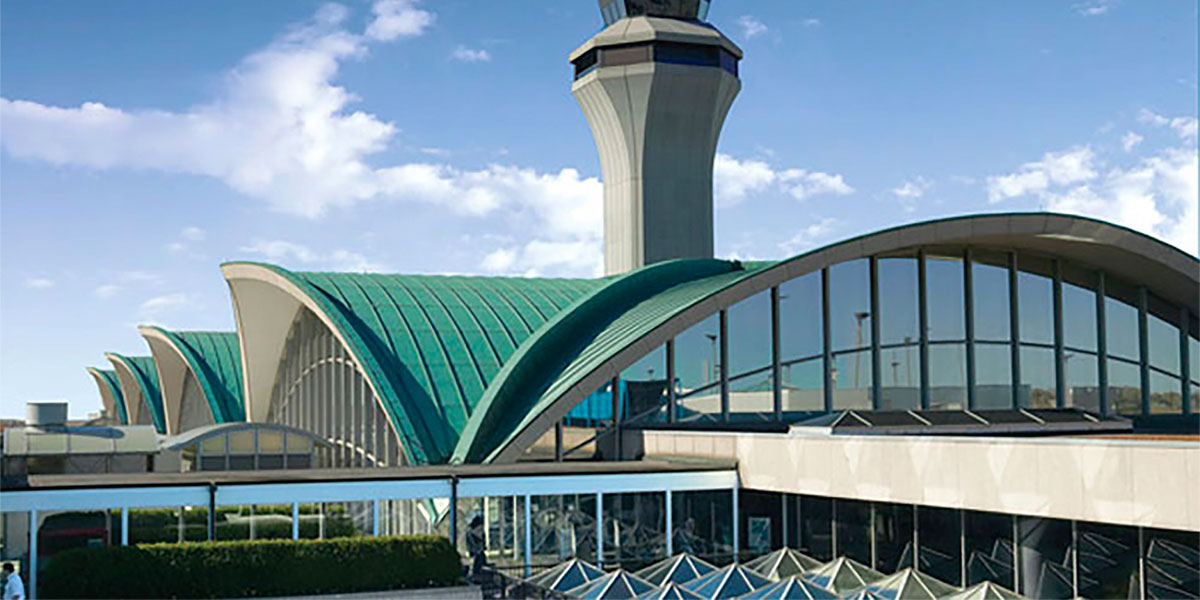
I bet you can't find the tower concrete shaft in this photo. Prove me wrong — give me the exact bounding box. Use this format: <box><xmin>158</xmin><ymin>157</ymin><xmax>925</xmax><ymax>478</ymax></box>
<box><xmin>571</xmin><ymin>12</ymin><xmax>741</xmax><ymax>275</ymax></box>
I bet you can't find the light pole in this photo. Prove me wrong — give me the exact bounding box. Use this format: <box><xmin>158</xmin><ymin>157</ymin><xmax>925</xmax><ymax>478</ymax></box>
<box><xmin>705</xmin><ymin>333</ymin><xmax>719</xmax><ymax>383</ymax></box>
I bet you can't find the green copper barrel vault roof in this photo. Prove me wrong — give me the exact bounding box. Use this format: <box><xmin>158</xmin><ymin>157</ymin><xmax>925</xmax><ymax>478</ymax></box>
<box><xmin>148</xmin><ymin>328</ymin><xmax>246</xmax><ymax>423</ymax></box>
<box><xmin>88</xmin><ymin>368</ymin><xmax>128</xmax><ymax>425</ymax></box>
<box><xmin>108</xmin><ymin>353</ymin><xmax>165</xmax><ymax>433</ymax></box>
<box><xmin>230</xmin><ymin>263</ymin><xmax>607</xmax><ymax>464</ymax></box>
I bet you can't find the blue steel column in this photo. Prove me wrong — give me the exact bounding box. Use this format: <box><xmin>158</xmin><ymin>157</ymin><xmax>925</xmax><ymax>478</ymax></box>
<box><xmin>1182</xmin><ymin>307</ymin><xmax>1192</xmax><ymax>414</ymax></box>
<box><xmin>29</xmin><ymin>509</ymin><xmax>37</xmax><ymax>600</ymax></box>
<box><xmin>292</xmin><ymin>503</ymin><xmax>300</xmax><ymax>540</ymax></box>
<box><xmin>918</xmin><ymin>250</ymin><xmax>930</xmax><ymax>409</ymax></box>
<box><xmin>822</xmin><ymin>267</ymin><xmax>833</xmax><ymax>412</ymax></box>
<box><xmin>523</xmin><ymin>495</ymin><xmax>532</xmax><ymax>577</ymax></box>
<box><xmin>1138</xmin><ymin>287</ymin><xmax>1150</xmax><ymax>415</ymax></box>
<box><xmin>1053</xmin><ymin>260</ymin><xmax>1066</xmax><ymax>407</ymax></box>
<box><xmin>121</xmin><ymin>507</ymin><xmax>129</xmax><ymax>545</ymax></box>
<box><xmin>665</xmin><ymin>489</ymin><xmax>674</xmax><ymax>557</ymax></box>
<box><xmin>1097</xmin><ymin>271</ymin><xmax>1109</xmax><ymax>415</ymax></box>
<box><xmin>771</xmin><ymin>286</ymin><xmax>782</xmax><ymax>420</ymax></box>
<box><xmin>870</xmin><ymin>256</ymin><xmax>882</xmax><ymax>409</ymax></box>
<box><xmin>611</xmin><ymin>376</ymin><xmax>622</xmax><ymax>460</ymax></box>
<box><xmin>595</xmin><ymin>492</ymin><xmax>604</xmax><ymax>566</ymax></box>
<box><xmin>1010</xmin><ymin>252</ymin><xmax>1022</xmax><ymax>408</ymax></box>
<box><xmin>964</xmin><ymin>249</ymin><xmax>977</xmax><ymax>410</ymax></box>
<box><xmin>731</xmin><ymin>481</ymin><xmax>740</xmax><ymax>562</ymax></box>
<box><xmin>720</xmin><ymin>309</ymin><xmax>730</xmax><ymax>421</ymax></box>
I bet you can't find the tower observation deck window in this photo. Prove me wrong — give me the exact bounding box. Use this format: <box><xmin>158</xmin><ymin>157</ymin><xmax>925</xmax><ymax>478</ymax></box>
<box><xmin>572</xmin><ymin>42</ymin><xmax>739</xmax><ymax>80</ymax></box>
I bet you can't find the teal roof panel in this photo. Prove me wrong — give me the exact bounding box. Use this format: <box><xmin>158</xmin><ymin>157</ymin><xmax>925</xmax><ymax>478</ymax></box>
<box><xmin>111</xmin><ymin>354</ymin><xmax>165</xmax><ymax>434</ymax></box>
<box><xmin>150</xmin><ymin>329</ymin><xmax>246</xmax><ymax>423</ymax></box>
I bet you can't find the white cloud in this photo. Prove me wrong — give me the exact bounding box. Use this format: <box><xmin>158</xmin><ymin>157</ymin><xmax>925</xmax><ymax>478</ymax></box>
<box><xmin>450</xmin><ymin>45</ymin><xmax>491</xmax><ymax>63</ymax></box>
<box><xmin>737</xmin><ymin>15</ymin><xmax>768</xmax><ymax>38</ymax></box>
<box><xmin>240</xmin><ymin>239</ymin><xmax>390</xmax><ymax>272</ymax></box>
<box><xmin>1073</xmin><ymin>0</ymin><xmax>1116</xmax><ymax>16</ymax></box>
<box><xmin>986</xmin><ymin>146</ymin><xmax>1098</xmax><ymax>203</ymax></box>
<box><xmin>779</xmin><ymin>218</ymin><xmax>838</xmax><ymax>255</ymax></box>
<box><xmin>1121</xmin><ymin>131</ymin><xmax>1144</xmax><ymax>152</ymax></box>
<box><xmin>180</xmin><ymin>226</ymin><xmax>205</xmax><ymax>241</ymax></box>
<box><xmin>803</xmin><ymin>18</ymin><xmax>821</xmax><ymax>27</ymax></box>
<box><xmin>892</xmin><ymin>176</ymin><xmax>931</xmax><ymax>199</ymax></box>
<box><xmin>779</xmin><ymin>169</ymin><xmax>854</xmax><ymax>200</ymax></box>
<box><xmin>138</xmin><ymin>292</ymin><xmax>191</xmax><ymax>320</ymax></box>
<box><xmin>365</xmin><ymin>0</ymin><xmax>434</xmax><ymax>41</ymax></box>
<box><xmin>714</xmin><ymin>154</ymin><xmax>775</xmax><ymax>207</ymax></box>
<box><xmin>94</xmin><ymin>284</ymin><xmax>122</xmax><ymax>299</ymax></box>
<box><xmin>986</xmin><ymin>119</ymin><xmax>1197</xmax><ymax>255</ymax></box>
<box><xmin>714</xmin><ymin>153</ymin><xmax>854</xmax><ymax>207</ymax></box>
<box><xmin>1139</xmin><ymin>109</ymin><xmax>1198</xmax><ymax>142</ymax></box>
<box><xmin>24</xmin><ymin>277</ymin><xmax>54</xmax><ymax>290</ymax></box>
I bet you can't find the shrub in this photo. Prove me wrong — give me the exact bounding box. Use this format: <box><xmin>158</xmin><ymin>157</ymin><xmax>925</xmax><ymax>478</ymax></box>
<box><xmin>40</xmin><ymin>535</ymin><xmax>461</xmax><ymax>599</ymax></box>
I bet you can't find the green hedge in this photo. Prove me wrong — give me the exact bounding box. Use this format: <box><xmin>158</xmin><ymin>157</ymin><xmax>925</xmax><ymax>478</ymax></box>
<box><xmin>40</xmin><ymin>535</ymin><xmax>461</xmax><ymax>599</ymax></box>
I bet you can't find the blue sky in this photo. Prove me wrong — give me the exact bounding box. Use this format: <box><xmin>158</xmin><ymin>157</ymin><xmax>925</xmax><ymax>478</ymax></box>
<box><xmin>1</xmin><ymin>0</ymin><xmax>1196</xmax><ymax>418</ymax></box>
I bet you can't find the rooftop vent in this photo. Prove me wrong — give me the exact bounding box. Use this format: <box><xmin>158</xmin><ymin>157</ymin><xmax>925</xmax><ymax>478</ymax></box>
<box><xmin>25</xmin><ymin>402</ymin><xmax>68</xmax><ymax>429</ymax></box>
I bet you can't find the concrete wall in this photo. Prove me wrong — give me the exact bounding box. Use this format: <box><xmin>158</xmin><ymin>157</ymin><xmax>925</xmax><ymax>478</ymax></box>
<box><xmin>643</xmin><ymin>429</ymin><xmax>1200</xmax><ymax>532</ymax></box>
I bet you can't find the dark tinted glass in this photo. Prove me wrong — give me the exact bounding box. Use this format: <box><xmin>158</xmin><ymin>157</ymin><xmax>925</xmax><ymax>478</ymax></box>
<box><xmin>878</xmin><ymin>257</ymin><xmax>919</xmax><ymax>345</ymax></box>
<box><xmin>927</xmin><ymin>254</ymin><xmax>966</xmax><ymax>341</ymax></box>
<box><xmin>918</xmin><ymin>506</ymin><xmax>962</xmax><ymax>586</ymax></box>
<box><xmin>873</xmin><ymin>503</ymin><xmax>914</xmax><ymax>574</ymax></box>
<box><xmin>973</xmin><ymin>253</ymin><xmax>1012</xmax><ymax>342</ymax></box>
<box><xmin>975</xmin><ymin>344</ymin><xmax>1013</xmax><ymax>410</ymax></box>
<box><xmin>1017</xmin><ymin>517</ymin><xmax>1074</xmax><ymax>599</ymax></box>
<box><xmin>1020</xmin><ymin>346</ymin><xmax>1056</xmax><ymax>408</ymax></box>
<box><xmin>1077</xmin><ymin>521</ymin><xmax>1139</xmax><ymax>600</ymax></box>
<box><xmin>835</xmin><ymin>499</ymin><xmax>872</xmax><ymax>566</ymax></box>
<box><xmin>829</xmin><ymin>259</ymin><xmax>872</xmax><ymax>351</ymax></box>
<box><xmin>965</xmin><ymin>510</ymin><xmax>1014</xmax><ymax>588</ymax></box>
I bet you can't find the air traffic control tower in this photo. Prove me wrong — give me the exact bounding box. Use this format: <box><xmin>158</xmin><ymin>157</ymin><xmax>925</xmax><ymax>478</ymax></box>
<box><xmin>571</xmin><ymin>0</ymin><xmax>742</xmax><ymax>275</ymax></box>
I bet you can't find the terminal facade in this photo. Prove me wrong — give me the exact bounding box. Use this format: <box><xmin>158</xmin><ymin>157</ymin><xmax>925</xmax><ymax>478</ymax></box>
<box><xmin>2</xmin><ymin>1</ymin><xmax>1197</xmax><ymax>599</ymax></box>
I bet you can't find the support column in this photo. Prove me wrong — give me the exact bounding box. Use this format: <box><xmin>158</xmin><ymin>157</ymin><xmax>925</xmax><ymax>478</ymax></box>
<box><xmin>523</xmin><ymin>495</ymin><xmax>532</xmax><ymax>578</ymax></box>
<box><xmin>1010</xmin><ymin>251</ymin><xmax>1022</xmax><ymax>408</ymax></box>
<box><xmin>292</xmin><ymin>503</ymin><xmax>300</xmax><ymax>540</ymax></box>
<box><xmin>822</xmin><ymin>267</ymin><xmax>833</xmax><ymax>413</ymax></box>
<box><xmin>782</xmin><ymin>494</ymin><xmax>790</xmax><ymax>549</ymax></box>
<box><xmin>1054</xmin><ymin>260</ymin><xmax>1067</xmax><ymax>407</ymax></box>
<box><xmin>870</xmin><ymin>257</ymin><xmax>882</xmax><ymax>409</ymax></box>
<box><xmin>918</xmin><ymin>250</ymin><xmax>930</xmax><ymax>409</ymax></box>
<box><xmin>449</xmin><ymin>476</ymin><xmax>458</xmax><ymax>551</ymax></box>
<box><xmin>29</xmin><ymin>509</ymin><xmax>38</xmax><ymax>600</ymax></box>
<box><xmin>964</xmin><ymin>248</ymin><xmax>977</xmax><ymax>410</ymax></box>
<box><xmin>666</xmin><ymin>340</ymin><xmax>677</xmax><ymax>423</ymax></box>
<box><xmin>771</xmin><ymin>286</ymin><xmax>783</xmax><ymax>420</ymax></box>
<box><xmin>731</xmin><ymin>483</ymin><xmax>740</xmax><ymax>562</ymax></box>
<box><xmin>720</xmin><ymin>309</ymin><xmax>730</xmax><ymax>421</ymax></box>
<box><xmin>1138</xmin><ymin>527</ymin><xmax>1146</xmax><ymax>600</ymax></box>
<box><xmin>611</xmin><ymin>376</ymin><xmax>622</xmax><ymax>460</ymax></box>
<box><xmin>1182</xmin><ymin>307</ymin><xmax>1192</xmax><ymax>414</ymax></box>
<box><xmin>1138</xmin><ymin>287</ymin><xmax>1151</xmax><ymax>415</ymax></box>
<box><xmin>121</xmin><ymin>508</ymin><xmax>129</xmax><ymax>546</ymax></box>
<box><xmin>554</xmin><ymin>421</ymin><xmax>564</xmax><ymax>462</ymax></box>
<box><xmin>1097</xmin><ymin>272</ymin><xmax>1109</xmax><ymax>415</ymax></box>
<box><xmin>372</xmin><ymin>500</ymin><xmax>380</xmax><ymax>536</ymax></box>
<box><xmin>595</xmin><ymin>492</ymin><xmax>604</xmax><ymax>566</ymax></box>
<box><xmin>665</xmin><ymin>489</ymin><xmax>674</xmax><ymax>557</ymax></box>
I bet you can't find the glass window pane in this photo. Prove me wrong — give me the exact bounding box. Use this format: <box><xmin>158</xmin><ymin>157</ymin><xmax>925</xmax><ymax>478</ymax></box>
<box><xmin>1019</xmin><ymin>271</ymin><xmax>1055</xmax><ymax>345</ymax></box>
<box><xmin>739</xmin><ymin>490</ymin><xmax>783</xmax><ymax>556</ymax></box>
<box><xmin>1063</xmin><ymin>282</ymin><xmax>1098</xmax><ymax>351</ymax></box>
<box><xmin>1190</xmin><ymin>334</ymin><xmax>1199</xmax><ymax>385</ymax></box>
<box><xmin>834</xmin><ymin>499</ymin><xmax>871</xmax><ymax>566</ymax></box>
<box><xmin>1108</xmin><ymin>359</ymin><xmax>1142</xmax><ymax>415</ymax></box>
<box><xmin>927</xmin><ymin>254</ymin><xmax>966</xmax><ymax>342</ymax></box>
<box><xmin>1106</xmin><ymin>296</ymin><xmax>1140</xmax><ymax>362</ymax></box>
<box><xmin>973</xmin><ymin>253</ymin><xmax>1012</xmax><ymax>342</ymax></box>
<box><xmin>675</xmin><ymin>314</ymin><xmax>721</xmax><ymax>420</ymax></box>
<box><xmin>880</xmin><ymin>346</ymin><xmax>920</xmax><ymax>410</ymax></box>
<box><xmin>1149</xmin><ymin>371</ymin><xmax>1182</xmax><ymax>414</ymax></box>
<box><xmin>965</xmin><ymin>510</ymin><xmax>1015</xmax><ymax>588</ymax></box>
<box><xmin>673</xmin><ymin>490</ymin><xmax>734</xmax><ymax>560</ymax></box>
<box><xmin>730</xmin><ymin>369</ymin><xmax>774</xmax><ymax>418</ymax></box>
<box><xmin>878</xmin><ymin>257</ymin><xmax>919</xmax><ymax>346</ymax></box>
<box><xmin>621</xmin><ymin>345</ymin><xmax>667</xmax><ymax>421</ymax></box>
<box><xmin>1017</xmin><ymin>517</ymin><xmax>1073</xmax><ymax>599</ymax></box>
<box><xmin>917</xmin><ymin>506</ymin><xmax>962</xmax><ymax>587</ymax></box>
<box><xmin>530</xmin><ymin>494</ymin><xmax>597</xmax><ymax>563</ymax></box>
<box><xmin>799</xmin><ymin>496</ymin><xmax>833</xmax><ymax>562</ymax></box>
<box><xmin>603</xmin><ymin>492</ymin><xmax>665</xmax><ymax>564</ymax></box>
<box><xmin>873</xmin><ymin>503</ymin><xmax>914</xmax><ymax>574</ymax></box>
<box><xmin>229</xmin><ymin>431</ymin><xmax>255</xmax><ymax>454</ymax></box>
<box><xmin>832</xmin><ymin>350</ymin><xmax>872</xmax><ymax>410</ymax></box>
<box><xmin>975</xmin><ymin>343</ymin><xmax>1013</xmax><ymax>410</ymax></box>
<box><xmin>1077</xmin><ymin>521</ymin><xmax>1139</xmax><ymax>600</ymax></box>
<box><xmin>930</xmin><ymin>343</ymin><xmax>967</xmax><ymax>410</ymax></box>
<box><xmin>829</xmin><ymin>259</ymin><xmax>872</xmax><ymax>352</ymax></box>
<box><xmin>1065</xmin><ymin>352</ymin><xmax>1100</xmax><ymax>412</ymax></box>
<box><xmin>1147</xmin><ymin>312</ymin><xmax>1181</xmax><ymax>375</ymax></box>
<box><xmin>781</xmin><ymin>358</ymin><xmax>824</xmax><ymax>413</ymax></box>
<box><xmin>727</xmin><ymin>290</ymin><xmax>771</xmax><ymax>377</ymax></box>
<box><xmin>1019</xmin><ymin>346</ymin><xmax>1057</xmax><ymax>408</ymax></box>
<box><xmin>779</xmin><ymin>272</ymin><xmax>822</xmax><ymax>363</ymax></box>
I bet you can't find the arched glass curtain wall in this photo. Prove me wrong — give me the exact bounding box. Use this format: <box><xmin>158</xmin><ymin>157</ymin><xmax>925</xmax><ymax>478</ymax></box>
<box><xmin>613</xmin><ymin>245</ymin><xmax>1197</xmax><ymax>426</ymax></box>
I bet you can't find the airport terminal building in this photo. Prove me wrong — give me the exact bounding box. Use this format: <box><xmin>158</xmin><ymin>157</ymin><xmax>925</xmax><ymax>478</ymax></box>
<box><xmin>2</xmin><ymin>2</ymin><xmax>1197</xmax><ymax>599</ymax></box>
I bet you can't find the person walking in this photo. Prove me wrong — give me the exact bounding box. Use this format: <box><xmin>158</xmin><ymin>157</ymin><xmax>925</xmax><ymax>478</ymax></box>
<box><xmin>1</xmin><ymin>563</ymin><xmax>25</xmax><ymax>600</ymax></box>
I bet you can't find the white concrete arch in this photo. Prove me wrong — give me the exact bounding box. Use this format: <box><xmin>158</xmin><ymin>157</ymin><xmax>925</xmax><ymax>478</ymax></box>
<box><xmin>85</xmin><ymin>367</ymin><xmax>123</xmax><ymax>425</ymax></box>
